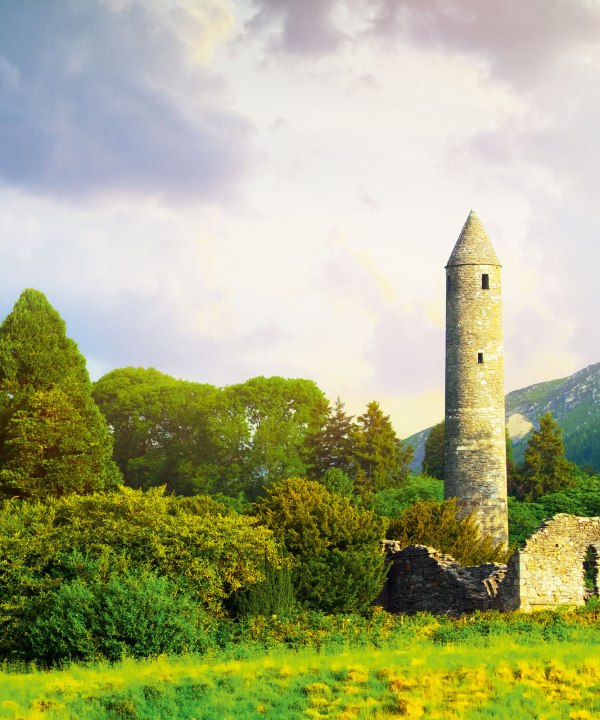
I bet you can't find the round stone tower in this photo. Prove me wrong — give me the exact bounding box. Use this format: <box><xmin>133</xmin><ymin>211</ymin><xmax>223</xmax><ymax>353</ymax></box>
<box><xmin>444</xmin><ymin>210</ymin><xmax>508</xmax><ymax>548</ymax></box>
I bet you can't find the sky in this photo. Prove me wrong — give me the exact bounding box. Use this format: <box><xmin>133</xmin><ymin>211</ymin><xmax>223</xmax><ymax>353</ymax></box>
<box><xmin>1</xmin><ymin>0</ymin><xmax>599</xmax><ymax>438</ymax></box>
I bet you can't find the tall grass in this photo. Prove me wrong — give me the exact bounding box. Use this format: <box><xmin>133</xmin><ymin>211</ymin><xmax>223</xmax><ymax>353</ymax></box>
<box><xmin>1</xmin><ymin>605</ymin><xmax>599</xmax><ymax>719</ymax></box>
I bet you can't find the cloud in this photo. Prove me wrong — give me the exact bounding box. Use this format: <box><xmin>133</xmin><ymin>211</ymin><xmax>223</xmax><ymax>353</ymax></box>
<box><xmin>366</xmin><ymin>0</ymin><xmax>600</xmax><ymax>86</ymax></box>
<box><xmin>248</xmin><ymin>0</ymin><xmax>600</xmax><ymax>90</ymax></box>
<box><xmin>369</xmin><ymin>302</ymin><xmax>444</xmax><ymax>397</ymax></box>
<box><xmin>0</xmin><ymin>0</ymin><xmax>253</xmax><ymax>201</ymax></box>
<box><xmin>246</xmin><ymin>0</ymin><xmax>346</xmax><ymax>56</ymax></box>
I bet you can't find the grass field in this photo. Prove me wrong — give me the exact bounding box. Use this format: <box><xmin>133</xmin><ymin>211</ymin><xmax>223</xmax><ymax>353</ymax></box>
<box><xmin>1</xmin><ymin>616</ymin><xmax>599</xmax><ymax>720</ymax></box>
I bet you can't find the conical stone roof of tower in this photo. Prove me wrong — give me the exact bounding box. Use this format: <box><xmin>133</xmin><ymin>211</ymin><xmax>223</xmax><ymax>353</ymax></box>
<box><xmin>446</xmin><ymin>211</ymin><xmax>501</xmax><ymax>267</ymax></box>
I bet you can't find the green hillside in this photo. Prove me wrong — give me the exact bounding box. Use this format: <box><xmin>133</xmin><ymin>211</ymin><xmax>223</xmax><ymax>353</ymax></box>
<box><xmin>506</xmin><ymin>362</ymin><xmax>600</xmax><ymax>469</ymax></box>
<box><xmin>408</xmin><ymin>362</ymin><xmax>600</xmax><ymax>472</ymax></box>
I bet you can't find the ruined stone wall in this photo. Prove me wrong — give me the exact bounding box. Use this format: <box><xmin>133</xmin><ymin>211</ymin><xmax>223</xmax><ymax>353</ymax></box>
<box><xmin>378</xmin><ymin>543</ymin><xmax>506</xmax><ymax>615</ymax></box>
<box><xmin>379</xmin><ymin>514</ymin><xmax>600</xmax><ymax>615</ymax></box>
<box><xmin>499</xmin><ymin>514</ymin><xmax>600</xmax><ymax>611</ymax></box>
<box><xmin>445</xmin><ymin>261</ymin><xmax>508</xmax><ymax>548</ymax></box>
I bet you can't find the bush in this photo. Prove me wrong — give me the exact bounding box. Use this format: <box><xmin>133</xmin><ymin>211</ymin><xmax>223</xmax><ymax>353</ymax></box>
<box><xmin>374</xmin><ymin>475</ymin><xmax>443</xmax><ymax>518</ymax></box>
<box><xmin>0</xmin><ymin>487</ymin><xmax>285</xmax><ymax>661</ymax></box>
<box><xmin>387</xmin><ymin>499</ymin><xmax>509</xmax><ymax>565</ymax></box>
<box><xmin>319</xmin><ymin>467</ymin><xmax>354</xmax><ymax>497</ymax></box>
<box><xmin>25</xmin><ymin>558</ymin><xmax>214</xmax><ymax>664</ymax></box>
<box><xmin>537</xmin><ymin>473</ymin><xmax>600</xmax><ymax>517</ymax></box>
<box><xmin>507</xmin><ymin>496</ymin><xmax>546</xmax><ymax>545</ymax></box>
<box><xmin>226</xmin><ymin>559</ymin><xmax>295</xmax><ymax>619</ymax></box>
<box><xmin>255</xmin><ymin>478</ymin><xmax>388</xmax><ymax>613</ymax></box>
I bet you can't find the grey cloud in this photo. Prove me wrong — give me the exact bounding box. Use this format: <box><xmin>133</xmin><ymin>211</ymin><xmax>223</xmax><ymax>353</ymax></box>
<box><xmin>0</xmin><ymin>2</ymin><xmax>253</xmax><ymax>201</ymax></box>
<box><xmin>368</xmin><ymin>0</ymin><xmax>600</xmax><ymax>87</ymax></box>
<box><xmin>247</xmin><ymin>0</ymin><xmax>346</xmax><ymax>56</ymax></box>
<box><xmin>249</xmin><ymin>0</ymin><xmax>600</xmax><ymax>89</ymax></box>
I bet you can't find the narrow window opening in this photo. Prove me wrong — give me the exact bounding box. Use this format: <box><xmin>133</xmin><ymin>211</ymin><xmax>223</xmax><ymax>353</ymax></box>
<box><xmin>477</xmin><ymin>353</ymin><xmax>484</xmax><ymax>364</ymax></box>
<box><xmin>446</xmin><ymin>274</ymin><xmax>451</xmax><ymax>293</ymax></box>
<box><xmin>482</xmin><ymin>273</ymin><xmax>490</xmax><ymax>290</ymax></box>
<box><xmin>584</xmin><ymin>546</ymin><xmax>598</xmax><ymax>597</ymax></box>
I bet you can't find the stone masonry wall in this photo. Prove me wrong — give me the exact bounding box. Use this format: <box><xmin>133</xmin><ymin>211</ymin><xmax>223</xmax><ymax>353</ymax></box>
<box><xmin>499</xmin><ymin>514</ymin><xmax>600</xmax><ymax>611</ymax></box>
<box><xmin>378</xmin><ymin>542</ymin><xmax>507</xmax><ymax>615</ymax></box>
<box><xmin>379</xmin><ymin>514</ymin><xmax>600</xmax><ymax>615</ymax></box>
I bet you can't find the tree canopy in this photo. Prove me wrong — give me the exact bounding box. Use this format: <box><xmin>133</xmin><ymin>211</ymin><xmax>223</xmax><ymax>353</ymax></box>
<box><xmin>93</xmin><ymin>371</ymin><xmax>328</xmax><ymax>499</ymax></box>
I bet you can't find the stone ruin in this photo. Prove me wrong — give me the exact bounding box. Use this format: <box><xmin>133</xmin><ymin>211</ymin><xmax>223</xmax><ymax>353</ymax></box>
<box><xmin>377</xmin><ymin>544</ymin><xmax>506</xmax><ymax>615</ymax></box>
<box><xmin>377</xmin><ymin>215</ymin><xmax>600</xmax><ymax>616</ymax></box>
<box><xmin>378</xmin><ymin>514</ymin><xmax>600</xmax><ymax>615</ymax></box>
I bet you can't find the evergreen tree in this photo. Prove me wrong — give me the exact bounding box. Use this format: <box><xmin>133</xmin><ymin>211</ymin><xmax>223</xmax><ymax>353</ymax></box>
<box><xmin>520</xmin><ymin>412</ymin><xmax>575</xmax><ymax>501</ymax></box>
<box><xmin>0</xmin><ymin>289</ymin><xmax>121</xmax><ymax>498</ymax></box>
<box><xmin>305</xmin><ymin>397</ymin><xmax>354</xmax><ymax>478</ymax></box>
<box><xmin>505</xmin><ymin>428</ymin><xmax>519</xmax><ymax>496</ymax></box>
<box><xmin>349</xmin><ymin>401</ymin><xmax>413</xmax><ymax>499</ymax></box>
<box><xmin>423</xmin><ymin>420</ymin><xmax>444</xmax><ymax>480</ymax></box>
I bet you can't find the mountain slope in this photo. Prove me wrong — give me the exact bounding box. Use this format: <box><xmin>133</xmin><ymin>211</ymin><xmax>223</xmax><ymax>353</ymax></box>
<box><xmin>406</xmin><ymin>362</ymin><xmax>600</xmax><ymax>472</ymax></box>
<box><xmin>507</xmin><ymin>362</ymin><xmax>600</xmax><ymax>467</ymax></box>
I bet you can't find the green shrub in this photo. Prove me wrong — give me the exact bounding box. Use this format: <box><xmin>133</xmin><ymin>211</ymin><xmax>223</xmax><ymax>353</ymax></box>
<box><xmin>507</xmin><ymin>496</ymin><xmax>546</xmax><ymax>545</ymax></box>
<box><xmin>255</xmin><ymin>478</ymin><xmax>388</xmax><ymax>613</ymax></box>
<box><xmin>0</xmin><ymin>487</ymin><xmax>285</xmax><ymax>661</ymax></box>
<box><xmin>25</xmin><ymin>562</ymin><xmax>213</xmax><ymax>664</ymax></box>
<box><xmin>226</xmin><ymin>559</ymin><xmax>295</xmax><ymax>619</ymax></box>
<box><xmin>374</xmin><ymin>475</ymin><xmax>443</xmax><ymax>518</ymax></box>
<box><xmin>319</xmin><ymin>467</ymin><xmax>354</xmax><ymax>497</ymax></box>
<box><xmin>537</xmin><ymin>473</ymin><xmax>600</xmax><ymax>517</ymax></box>
<box><xmin>387</xmin><ymin>498</ymin><xmax>509</xmax><ymax>565</ymax></box>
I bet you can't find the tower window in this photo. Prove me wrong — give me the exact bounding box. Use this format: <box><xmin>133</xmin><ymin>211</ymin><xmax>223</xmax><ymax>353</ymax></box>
<box><xmin>477</xmin><ymin>353</ymin><xmax>484</xmax><ymax>364</ymax></box>
<box><xmin>446</xmin><ymin>274</ymin><xmax>451</xmax><ymax>292</ymax></box>
<box><xmin>482</xmin><ymin>274</ymin><xmax>490</xmax><ymax>290</ymax></box>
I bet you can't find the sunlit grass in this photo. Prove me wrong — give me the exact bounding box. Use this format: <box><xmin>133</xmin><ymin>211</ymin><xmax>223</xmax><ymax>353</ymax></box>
<box><xmin>1</xmin><ymin>606</ymin><xmax>598</xmax><ymax>719</ymax></box>
<box><xmin>0</xmin><ymin>633</ymin><xmax>599</xmax><ymax>719</ymax></box>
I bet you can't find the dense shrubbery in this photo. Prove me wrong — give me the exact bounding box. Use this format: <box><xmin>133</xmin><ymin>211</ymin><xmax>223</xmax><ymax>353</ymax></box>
<box><xmin>374</xmin><ymin>474</ymin><xmax>443</xmax><ymax>518</ymax></box>
<box><xmin>27</xmin><ymin>560</ymin><xmax>214</xmax><ymax>663</ymax></box>
<box><xmin>508</xmin><ymin>470</ymin><xmax>600</xmax><ymax>544</ymax></box>
<box><xmin>0</xmin><ymin>487</ymin><xmax>284</xmax><ymax>663</ymax></box>
<box><xmin>256</xmin><ymin>478</ymin><xmax>388</xmax><ymax>613</ymax></box>
<box><xmin>387</xmin><ymin>498</ymin><xmax>510</xmax><ymax>565</ymax></box>
<box><xmin>225</xmin><ymin>555</ymin><xmax>295</xmax><ymax>619</ymax></box>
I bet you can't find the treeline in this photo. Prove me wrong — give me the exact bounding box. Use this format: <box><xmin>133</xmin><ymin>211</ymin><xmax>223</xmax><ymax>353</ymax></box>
<box><xmin>0</xmin><ymin>289</ymin><xmax>439</xmax><ymax>666</ymax></box>
<box><xmin>91</xmin><ymin>370</ymin><xmax>413</xmax><ymax>503</ymax></box>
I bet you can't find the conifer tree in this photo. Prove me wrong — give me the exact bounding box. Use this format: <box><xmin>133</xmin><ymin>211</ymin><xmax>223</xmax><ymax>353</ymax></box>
<box><xmin>349</xmin><ymin>401</ymin><xmax>413</xmax><ymax>498</ymax></box>
<box><xmin>520</xmin><ymin>412</ymin><xmax>575</xmax><ymax>501</ymax></box>
<box><xmin>305</xmin><ymin>397</ymin><xmax>354</xmax><ymax>478</ymax></box>
<box><xmin>0</xmin><ymin>289</ymin><xmax>121</xmax><ymax>498</ymax></box>
<box><xmin>423</xmin><ymin>420</ymin><xmax>444</xmax><ymax>480</ymax></box>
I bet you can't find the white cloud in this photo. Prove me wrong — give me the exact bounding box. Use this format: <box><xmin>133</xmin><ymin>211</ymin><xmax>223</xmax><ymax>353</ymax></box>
<box><xmin>0</xmin><ymin>0</ymin><xmax>598</xmax><ymax>439</ymax></box>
